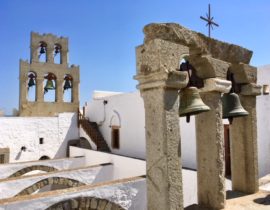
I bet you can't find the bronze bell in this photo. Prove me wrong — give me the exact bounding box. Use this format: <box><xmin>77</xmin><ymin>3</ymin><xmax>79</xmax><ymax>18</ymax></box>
<box><xmin>40</xmin><ymin>46</ymin><xmax>46</xmax><ymax>54</ymax></box>
<box><xmin>222</xmin><ymin>92</ymin><xmax>248</xmax><ymax>124</ymax></box>
<box><xmin>28</xmin><ymin>77</ymin><xmax>35</xmax><ymax>88</ymax></box>
<box><xmin>63</xmin><ymin>80</ymin><xmax>72</xmax><ymax>90</ymax></box>
<box><xmin>179</xmin><ymin>87</ymin><xmax>210</xmax><ymax>122</ymax></box>
<box><xmin>44</xmin><ymin>80</ymin><xmax>55</xmax><ymax>93</ymax></box>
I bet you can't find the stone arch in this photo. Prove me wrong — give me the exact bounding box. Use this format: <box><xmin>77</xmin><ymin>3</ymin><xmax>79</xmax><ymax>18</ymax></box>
<box><xmin>38</xmin><ymin>41</ymin><xmax>47</xmax><ymax>62</ymax></box>
<box><xmin>27</xmin><ymin>71</ymin><xmax>37</xmax><ymax>102</ymax></box>
<box><xmin>63</xmin><ymin>74</ymin><xmax>73</xmax><ymax>102</ymax></box>
<box><xmin>15</xmin><ymin>177</ymin><xmax>85</xmax><ymax>197</ymax></box>
<box><xmin>8</xmin><ymin>165</ymin><xmax>58</xmax><ymax>178</ymax></box>
<box><xmin>44</xmin><ymin>72</ymin><xmax>57</xmax><ymax>102</ymax></box>
<box><xmin>54</xmin><ymin>43</ymin><xmax>62</xmax><ymax>64</ymax></box>
<box><xmin>45</xmin><ymin>197</ymin><xmax>125</xmax><ymax>210</ymax></box>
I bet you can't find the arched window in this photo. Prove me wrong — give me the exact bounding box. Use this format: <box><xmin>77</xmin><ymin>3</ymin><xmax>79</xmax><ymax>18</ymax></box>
<box><xmin>44</xmin><ymin>73</ymin><xmax>56</xmax><ymax>102</ymax></box>
<box><xmin>38</xmin><ymin>41</ymin><xmax>47</xmax><ymax>62</ymax></box>
<box><xmin>27</xmin><ymin>71</ymin><xmax>36</xmax><ymax>102</ymax></box>
<box><xmin>54</xmin><ymin>44</ymin><xmax>61</xmax><ymax>64</ymax></box>
<box><xmin>63</xmin><ymin>74</ymin><xmax>72</xmax><ymax>102</ymax></box>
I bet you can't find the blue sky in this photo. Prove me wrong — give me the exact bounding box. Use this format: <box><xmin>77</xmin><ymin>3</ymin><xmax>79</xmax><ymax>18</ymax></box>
<box><xmin>0</xmin><ymin>0</ymin><xmax>270</xmax><ymax>114</ymax></box>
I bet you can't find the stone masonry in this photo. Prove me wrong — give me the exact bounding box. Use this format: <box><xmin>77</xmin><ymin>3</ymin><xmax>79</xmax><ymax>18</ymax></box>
<box><xmin>19</xmin><ymin>32</ymin><xmax>80</xmax><ymax>116</ymax></box>
<box><xmin>135</xmin><ymin>23</ymin><xmax>260</xmax><ymax>210</ymax></box>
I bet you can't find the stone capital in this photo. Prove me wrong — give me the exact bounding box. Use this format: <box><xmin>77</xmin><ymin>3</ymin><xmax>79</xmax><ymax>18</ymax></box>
<box><xmin>188</xmin><ymin>55</ymin><xmax>231</xmax><ymax>79</ymax></box>
<box><xmin>229</xmin><ymin>63</ymin><xmax>257</xmax><ymax>83</ymax></box>
<box><xmin>200</xmin><ymin>78</ymin><xmax>232</xmax><ymax>93</ymax></box>
<box><xmin>240</xmin><ymin>83</ymin><xmax>261</xmax><ymax>96</ymax></box>
<box><xmin>134</xmin><ymin>71</ymin><xmax>188</xmax><ymax>91</ymax></box>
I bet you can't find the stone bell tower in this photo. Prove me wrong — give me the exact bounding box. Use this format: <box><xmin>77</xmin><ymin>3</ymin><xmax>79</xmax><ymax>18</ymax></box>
<box><xmin>19</xmin><ymin>32</ymin><xmax>80</xmax><ymax>116</ymax></box>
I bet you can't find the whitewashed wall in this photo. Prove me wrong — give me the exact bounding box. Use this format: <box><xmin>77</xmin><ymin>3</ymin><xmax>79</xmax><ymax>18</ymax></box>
<box><xmin>0</xmin><ymin>165</ymin><xmax>112</xmax><ymax>199</ymax></box>
<box><xmin>85</xmin><ymin>91</ymin><xmax>146</xmax><ymax>159</ymax></box>
<box><xmin>70</xmin><ymin>147</ymin><xmax>146</xmax><ymax>179</ymax></box>
<box><xmin>85</xmin><ymin>91</ymin><xmax>197</xmax><ymax>169</ymax></box>
<box><xmin>257</xmin><ymin>65</ymin><xmax>270</xmax><ymax>177</ymax></box>
<box><xmin>0</xmin><ymin>178</ymin><xmax>146</xmax><ymax>210</ymax></box>
<box><xmin>0</xmin><ymin>113</ymin><xmax>79</xmax><ymax>162</ymax></box>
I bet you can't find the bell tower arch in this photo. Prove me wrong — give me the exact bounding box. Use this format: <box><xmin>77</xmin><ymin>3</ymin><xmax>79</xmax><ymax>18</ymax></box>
<box><xmin>19</xmin><ymin>32</ymin><xmax>80</xmax><ymax>116</ymax></box>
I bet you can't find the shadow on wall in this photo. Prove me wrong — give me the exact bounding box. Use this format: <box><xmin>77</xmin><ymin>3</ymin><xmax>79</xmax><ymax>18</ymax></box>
<box><xmin>53</xmin><ymin>114</ymin><xmax>80</xmax><ymax>159</ymax></box>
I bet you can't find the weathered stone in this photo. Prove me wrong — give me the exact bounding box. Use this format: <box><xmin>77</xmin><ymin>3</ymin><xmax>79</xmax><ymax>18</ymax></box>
<box><xmin>90</xmin><ymin>198</ymin><xmax>98</xmax><ymax>209</ymax></box>
<box><xmin>230</xmin><ymin>63</ymin><xmax>257</xmax><ymax>83</ymax></box>
<box><xmin>143</xmin><ymin>23</ymin><xmax>252</xmax><ymax>64</ymax></box>
<box><xmin>200</xmin><ymin>78</ymin><xmax>231</xmax><ymax>93</ymax></box>
<box><xmin>188</xmin><ymin>55</ymin><xmax>231</xmax><ymax>79</ymax></box>
<box><xmin>135</xmin><ymin>71</ymin><xmax>188</xmax><ymax>91</ymax></box>
<box><xmin>97</xmin><ymin>199</ymin><xmax>107</xmax><ymax>210</ymax></box>
<box><xmin>136</xmin><ymin>39</ymin><xmax>189</xmax><ymax>76</ymax></box>
<box><xmin>230</xmin><ymin>96</ymin><xmax>259</xmax><ymax>193</ymax></box>
<box><xmin>19</xmin><ymin>32</ymin><xmax>80</xmax><ymax>117</ymax></box>
<box><xmin>240</xmin><ymin>83</ymin><xmax>262</xmax><ymax>96</ymax></box>
<box><xmin>195</xmin><ymin>92</ymin><xmax>226</xmax><ymax>209</ymax></box>
<box><xmin>104</xmin><ymin>202</ymin><xmax>113</xmax><ymax>210</ymax></box>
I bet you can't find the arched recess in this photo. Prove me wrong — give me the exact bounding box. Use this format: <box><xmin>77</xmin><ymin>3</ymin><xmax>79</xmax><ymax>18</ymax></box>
<box><xmin>8</xmin><ymin>165</ymin><xmax>58</xmax><ymax>178</ymax></box>
<box><xmin>45</xmin><ymin>197</ymin><xmax>125</xmax><ymax>210</ymax></box>
<box><xmin>63</xmin><ymin>74</ymin><xmax>73</xmax><ymax>102</ymax></box>
<box><xmin>39</xmin><ymin>155</ymin><xmax>50</xmax><ymax>160</ymax></box>
<box><xmin>54</xmin><ymin>44</ymin><xmax>61</xmax><ymax>64</ymax></box>
<box><xmin>66</xmin><ymin>137</ymin><xmax>92</xmax><ymax>156</ymax></box>
<box><xmin>15</xmin><ymin>177</ymin><xmax>85</xmax><ymax>197</ymax></box>
<box><xmin>38</xmin><ymin>41</ymin><xmax>47</xmax><ymax>62</ymax></box>
<box><xmin>44</xmin><ymin>73</ymin><xmax>56</xmax><ymax>102</ymax></box>
<box><xmin>27</xmin><ymin>71</ymin><xmax>37</xmax><ymax>102</ymax></box>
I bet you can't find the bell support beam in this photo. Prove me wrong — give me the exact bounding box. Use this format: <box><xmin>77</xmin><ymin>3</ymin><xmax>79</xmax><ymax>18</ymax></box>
<box><xmin>195</xmin><ymin>77</ymin><xmax>229</xmax><ymax>210</ymax></box>
<box><xmin>230</xmin><ymin>81</ymin><xmax>261</xmax><ymax>193</ymax></box>
<box><xmin>135</xmin><ymin>38</ymin><xmax>189</xmax><ymax>210</ymax></box>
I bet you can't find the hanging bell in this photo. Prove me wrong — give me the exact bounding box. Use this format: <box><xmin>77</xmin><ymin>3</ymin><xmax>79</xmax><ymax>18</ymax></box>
<box><xmin>63</xmin><ymin>79</ymin><xmax>72</xmax><ymax>90</ymax></box>
<box><xmin>222</xmin><ymin>92</ymin><xmax>248</xmax><ymax>124</ymax></box>
<box><xmin>28</xmin><ymin>77</ymin><xmax>35</xmax><ymax>88</ymax></box>
<box><xmin>40</xmin><ymin>46</ymin><xmax>46</xmax><ymax>54</ymax></box>
<box><xmin>55</xmin><ymin>46</ymin><xmax>60</xmax><ymax>55</ymax></box>
<box><xmin>179</xmin><ymin>87</ymin><xmax>210</xmax><ymax>122</ymax></box>
<box><xmin>44</xmin><ymin>80</ymin><xmax>55</xmax><ymax>92</ymax></box>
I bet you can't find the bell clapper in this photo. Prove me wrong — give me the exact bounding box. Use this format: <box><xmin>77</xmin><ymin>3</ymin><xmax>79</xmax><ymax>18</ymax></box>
<box><xmin>229</xmin><ymin>117</ymin><xmax>233</xmax><ymax>125</ymax></box>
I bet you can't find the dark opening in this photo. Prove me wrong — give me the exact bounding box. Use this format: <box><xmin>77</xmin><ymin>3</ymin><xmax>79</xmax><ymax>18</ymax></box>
<box><xmin>39</xmin><ymin>138</ymin><xmax>44</xmax><ymax>144</ymax></box>
<box><xmin>111</xmin><ymin>126</ymin><xmax>120</xmax><ymax>149</ymax></box>
<box><xmin>224</xmin><ymin>124</ymin><xmax>231</xmax><ymax>177</ymax></box>
<box><xmin>39</xmin><ymin>156</ymin><xmax>50</xmax><ymax>160</ymax></box>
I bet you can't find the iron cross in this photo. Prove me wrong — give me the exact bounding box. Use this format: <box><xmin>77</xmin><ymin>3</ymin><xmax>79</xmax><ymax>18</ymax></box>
<box><xmin>200</xmin><ymin>4</ymin><xmax>219</xmax><ymax>38</ymax></box>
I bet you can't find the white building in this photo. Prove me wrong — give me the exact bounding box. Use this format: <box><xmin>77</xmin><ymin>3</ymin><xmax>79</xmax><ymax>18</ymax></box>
<box><xmin>84</xmin><ymin>65</ymin><xmax>270</xmax><ymax>178</ymax></box>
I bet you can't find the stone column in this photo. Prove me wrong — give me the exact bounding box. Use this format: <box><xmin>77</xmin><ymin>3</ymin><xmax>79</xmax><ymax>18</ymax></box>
<box><xmin>61</xmin><ymin>49</ymin><xmax>68</xmax><ymax>66</ymax></box>
<box><xmin>46</xmin><ymin>47</ymin><xmax>54</xmax><ymax>63</ymax></box>
<box><xmin>195</xmin><ymin>78</ymin><xmax>231</xmax><ymax>210</ymax></box>
<box><xmin>56</xmin><ymin>79</ymin><xmax>63</xmax><ymax>103</ymax></box>
<box><xmin>36</xmin><ymin>77</ymin><xmax>44</xmax><ymax>102</ymax></box>
<box><xmin>136</xmin><ymin>71</ymin><xmax>188</xmax><ymax>210</ymax></box>
<box><xmin>19</xmin><ymin>77</ymin><xmax>27</xmax><ymax>104</ymax></box>
<box><xmin>72</xmin><ymin>80</ymin><xmax>79</xmax><ymax>104</ymax></box>
<box><xmin>230</xmin><ymin>83</ymin><xmax>261</xmax><ymax>193</ymax></box>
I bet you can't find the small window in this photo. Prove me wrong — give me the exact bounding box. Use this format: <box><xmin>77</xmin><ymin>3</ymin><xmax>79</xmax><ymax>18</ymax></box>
<box><xmin>0</xmin><ymin>155</ymin><xmax>5</xmax><ymax>164</ymax></box>
<box><xmin>39</xmin><ymin>138</ymin><xmax>44</xmax><ymax>144</ymax></box>
<box><xmin>111</xmin><ymin>126</ymin><xmax>120</xmax><ymax>149</ymax></box>
<box><xmin>0</xmin><ymin>148</ymin><xmax>9</xmax><ymax>164</ymax></box>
